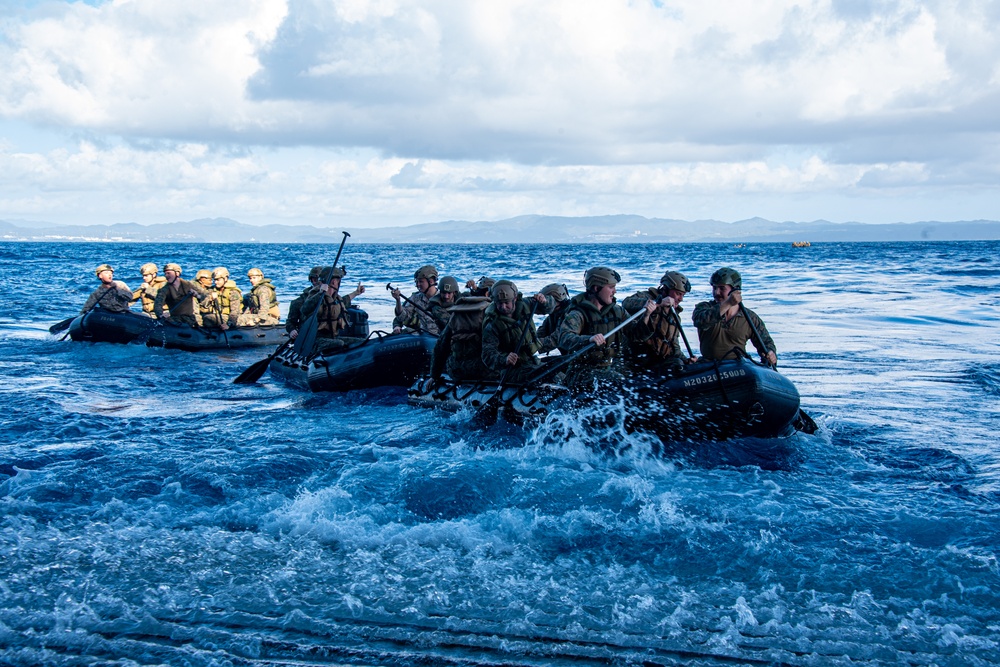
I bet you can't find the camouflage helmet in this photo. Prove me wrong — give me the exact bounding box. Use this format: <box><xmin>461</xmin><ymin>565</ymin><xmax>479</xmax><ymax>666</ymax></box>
<box><xmin>247</xmin><ymin>268</ymin><xmax>264</xmax><ymax>278</ymax></box>
<box><xmin>195</xmin><ymin>269</ymin><xmax>212</xmax><ymax>281</ymax></box>
<box><xmin>413</xmin><ymin>264</ymin><xmax>438</xmax><ymax>282</ymax></box>
<box><xmin>710</xmin><ymin>267</ymin><xmax>742</xmax><ymax>291</ymax></box>
<box><xmin>94</xmin><ymin>263</ymin><xmax>114</xmax><ymax>276</ymax></box>
<box><xmin>163</xmin><ymin>263</ymin><xmax>182</xmax><ymax>274</ymax></box>
<box><xmin>584</xmin><ymin>266</ymin><xmax>621</xmax><ymax>291</ymax></box>
<box><xmin>324</xmin><ymin>266</ymin><xmax>345</xmax><ymax>280</ymax></box>
<box><xmin>140</xmin><ymin>262</ymin><xmax>158</xmax><ymax>276</ymax></box>
<box><xmin>477</xmin><ymin>276</ymin><xmax>496</xmax><ymax>290</ymax></box>
<box><xmin>660</xmin><ymin>271</ymin><xmax>692</xmax><ymax>294</ymax></box>
<box><xmin>491</xmin><ymin>279</ymin><xmax>519</xmax><ymax>303</ymax></box>
<box><xmin>212</xmin><ymin>267</ymin><xmax>229</xmax><ymax>280</ymax></box>
<box><xmin>439</xmin><ymin>276</ymin><xmax>460</xmax><ymax>294</ymax></box>
<box><xmin>308</xmin><ymin>265</ymin><xmax>324</xmax><ymax>279</ymax></box>
<box><xmin>540</xmin><ymin>283</ymin><xmax>569</xmax><ymax>302</ymax></box>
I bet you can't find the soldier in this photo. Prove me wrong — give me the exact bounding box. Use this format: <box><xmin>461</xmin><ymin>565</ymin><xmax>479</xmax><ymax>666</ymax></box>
<box><xmin>202</xmin><ymin>267</ymin><xmax>242</xmax><ymax>329</ymax></box>
<box><xmin>391</xmin><ymin>264</ymin><xmax>439</xmax><ymax>335</ymax></box>
<box><xmin>430</xmin><ymin>294</ymin><xmax>493</xmax><ymax>382</ymax></box>
<box><xmin>535</xmin><ymin>283</ymin><xmax>571</xmax><ymax>353</ymax></box>
<box><xmin>557</xmin><ymin>266</ymin><xmax>653</xmax><ymax>388</ymax></box>
<box><xmin>153</xmin><ymin>263</ymin><xmax>208</xmax><ymax>326</ymax></box>
<box><xmin>464</xmin><ymin>276</ymin><xmax>496</xmax><ymax>297</ymax></box>
<box><xmin>80</xmin><ymin>264</ymin><xmax>133</xmax><ymax>314</ymax></box>
<box><xmin>239</xmin><ymin>267</ymin><xmax>280</xmax><ymax>326</ymax></box>
<box><xmin>297</xmin><ymin>267</ymin><xmax>366</xmax><ymax>354</ymax></box>
<box><xmin>692</xmin><ymin>267</ymin><xmax>777</xmax><ymax>366</ymax></box>
<box><xmin>622</xmin><ymin>270</ymin><xmax>698</xmax><ymax>370</ymax></box>
<box><xmin>428</xmin><ymin>276</ymin><xmax>461</xmax><ymax>331</ymax></box>
<box><xmin>131</xmin><ymin>262</ymin><xmax>167</xmax><ymax>317</ymax></box>
<box><xmin>194</xmin><ymin>270</ymin><xmax>214</xmax><ymax>326</ymax></box>
<box><xmin>285</xmin><ymin>266</ymin><xmax>324</xmax><ymax>337</ymax></box>
<box><xmin>481</xmin><ymin>280</ymin><xmax>547</xmax><ymax>384</ymax></box>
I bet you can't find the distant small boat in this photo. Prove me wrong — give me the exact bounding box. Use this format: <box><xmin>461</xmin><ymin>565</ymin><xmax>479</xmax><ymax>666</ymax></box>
<box><xmin>792</xmin><ymin>241</ymin><xmax>811</xmax><ymax>247</ymax></box>
<box><xmin>733</xmin><ymin>243</ymin><xmax>746</xmax><ymax>248</ymax></box>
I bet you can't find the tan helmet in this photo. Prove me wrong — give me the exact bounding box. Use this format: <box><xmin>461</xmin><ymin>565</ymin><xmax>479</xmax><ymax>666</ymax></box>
<box><xmin>94</xmin><ymin>263</ymin><xmax>114</xmax><ymax>276</ymax></box>
<box><xmin>659</xmin><ymin>271</ymin><xmax>691</xmax><ymax>294</ymax></box>
<box><xmin>584</xmin><ymin>266</ymin><xmax>620</xmax><ymax>291</ymax></box>
<box><xmin>439</xmin><ymin>276</ymin><xmax>460</xmax><ymax>294</ymax></box>
<box><xmin>477</xmin><ymin>276</ymin><xmax>496</xmax><ymax>290</ymax></box>
<box><xmin>325</xmin><ymin>266</ymin><xmax>345</xmax><ymax>280</ymax></box>
<box><xmin>491</xmin><ymin>279</ymin><xmax>519</xmax><ymax>303</ymax></box>
<box><xmin>140</xmin><ymin>262</ymin><xmax>158</xmax><ymax>276</ymax></box>
<box><xmin>163</xmin><ymin>263</ymin><xmax>182</xmax><ymax>274</ymax></box>
<box><xmin>247</xmin><ymin>268</ymin><xmax>264</xmax><ymax>278</ymax></box>
<box><xmin>413</xmin><ymin>264</ymin><xmax>438</xmax><ymax>282</ymax></box>
<box><xmin>195</xmin><ymin>269</ymin><xmax>212</xmax><ymax>281</ymax></box>
<box><xmin>710</xmin><ymin>267</ymin><xmax>742</xmax><ymax>291</ymax></box>
<box><xmin>212</xmin><ymin>267</ymin><xmax>229</xmax><ymax>280</ymax></box>
<box><xmin>308</xmin><ymin>266</ymin><xmax>323</xmax><ymax>279</ymax></box>
<box><xmin>540</xmin><ymin>283</ymin><xmax>569</xmax><ymax>302</ymax></box>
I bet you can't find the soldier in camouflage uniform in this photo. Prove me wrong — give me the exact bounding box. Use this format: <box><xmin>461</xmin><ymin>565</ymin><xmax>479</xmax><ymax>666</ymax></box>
<box><xmin>621</xmin><ymin>270</ymin><xmax>698</xmax><ymax>370</ymax></box>
<box><xmin>154</xmin><ymin>263</ymin><xmax>209</xmax><ymax>326</ymax></box>
<box><xmin>131</xmin><ymin>262</ymin><xmax>167</xmax><ymax>317</ymax></box>
<box><xmin>692</xmin><ymin>267</ymin><xmax>777</xmax><ymax>366</ymax></box>
<box><xmin>298</xmin><ymin>267</ymin><xmax>365</xmax><ymax>354</ymax></box>
<box><xmin>557</xmin><ymin>267</ymin><xmax>652</xmax><ymax>389</ymax></box>
<box><xmin>194</xmin><ymin>270</ymin><xmax>214</xmax><ymax>326</ymax></box>
<box><xmin>430</xmin><ymin>293</ymin><xmax>494</xmax><ymax>382</ymax></box>
<box><xmin>285</xmin><ymin>266</ymin><xmax>323</xmax><ymax>337</ymax></box>
<box><xmin>535</xmin><ymin>283</ymin><xmax>571</xmax><ymax>353</ymax></box>
<box><xmin>202</xmin><ymin>267</ymin><xmax>242</xmax><ymax>329</ymax></box>
<box><xmin>463</xmin><ymin>276</ymin><xmax>496</xmax><ymax>297</ymax></box>
<box><xmin>481</xmin><ymin>280</ymin><xmax>548</xmax><ymax>384</ymax></box>
<box><xmin>391</xmin><ymin>264</ymin><xmax>439</xmax><ymax>335</ymax></box>
<box><xmin>81</xmin><ymin>264</ymin><xmax>134</xmax><ymax>314</ymax></box>
<box><xmin>428</xmin><ymin>276</ymin><xmax>461</xmax><ymax>331</ymax></box>
<box><xmin>238</xmin><ymin>268</ymin><xmax>280</xmax><ymax>326</ymax></box>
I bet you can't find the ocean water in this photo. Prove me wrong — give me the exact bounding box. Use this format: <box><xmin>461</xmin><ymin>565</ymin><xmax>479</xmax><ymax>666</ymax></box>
<box><xmin>1</xmin><ymin>240</ymin><xmax>998</xmax><ymax>666</ymax></box>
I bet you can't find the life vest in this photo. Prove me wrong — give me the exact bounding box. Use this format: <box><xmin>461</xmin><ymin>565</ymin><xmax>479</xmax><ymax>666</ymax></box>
<box><xmin>448</xmin><ymin>297</ymin><xmax>490</xmax><ymax>364</ymax></box>
<box><xmin>315</xmin><ymin>294</ymin><xmax>348</xmax><ymax>337</ymax></box>
<box><xmin>482</xmin><ymin>299</ymin><xmax>541</xmax><ymax>362</ymax></box>
<box><xmin>562</xmin><ymin>293</ymin><xmax>627</xmax><ymax>364</ymax></box>
<box><xmin>248</xmin><ymin>279</ymin><xmax>280</xmax><ymax>318</ymax></box>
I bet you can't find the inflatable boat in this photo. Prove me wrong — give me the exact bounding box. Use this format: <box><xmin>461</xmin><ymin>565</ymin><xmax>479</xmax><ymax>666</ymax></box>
<box><xmin>408</xmin><ymin>357</ymin><xmax>805</xmax><ymax>441</ymax></box>
<box><xmin>268</xmin><ymin>330</ymin><xmax>438</xmax><ymax>392</ymax></box>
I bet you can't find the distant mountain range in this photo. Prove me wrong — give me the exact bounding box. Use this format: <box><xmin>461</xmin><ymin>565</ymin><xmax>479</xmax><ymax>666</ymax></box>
<box><xmin>2</xmin><ymin>215</ymin><xmax>999</xmax><ymax>243</ymax></box>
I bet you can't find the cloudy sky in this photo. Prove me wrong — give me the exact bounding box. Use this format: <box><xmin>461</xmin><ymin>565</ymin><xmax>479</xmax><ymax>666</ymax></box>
<box><xmin>1</xmin><ymin>0</ymin><xmax>998</xmax><ymax>228</ymax></box>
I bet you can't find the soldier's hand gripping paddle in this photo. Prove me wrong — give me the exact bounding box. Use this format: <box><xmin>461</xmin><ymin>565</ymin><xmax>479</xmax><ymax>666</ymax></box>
<box><xmin>472</xmin><ymin>299</ymin><xmax>539</xmax><ymax>428</ymax></box>
<box><xmin>294</xmin><ymin>231</ymin><xmax>350</xmax><ymax>356</ymax></box>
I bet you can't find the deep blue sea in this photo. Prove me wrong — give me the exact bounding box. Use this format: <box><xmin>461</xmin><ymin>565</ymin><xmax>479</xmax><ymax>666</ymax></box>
<box><xmin>1</xmin><ymin>240</ymin><xmax>999</xmax><ymax>666</ymax></box>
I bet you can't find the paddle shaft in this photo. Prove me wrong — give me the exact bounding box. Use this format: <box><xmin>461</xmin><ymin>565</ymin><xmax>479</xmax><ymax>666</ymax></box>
<box><xmin>737</xmin><ymin>300</ymin><xmax>775</xmax><ymax>369</ymax></box>
<box><xmin>386</xmin><ymin>283</ymin><xmax>437</xmax><ymax>332</ymax></box>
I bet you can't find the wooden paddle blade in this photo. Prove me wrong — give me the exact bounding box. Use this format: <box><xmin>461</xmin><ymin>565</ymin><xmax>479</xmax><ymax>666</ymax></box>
<box><xmin>49</xmin><ymin>316</ymin><xmax>76</xmax><ymax>334</ymax></box>
<box><xmin>233</xmin><ymin>356</ymin><xmax>272</xmax><ymax>384</ymax></box>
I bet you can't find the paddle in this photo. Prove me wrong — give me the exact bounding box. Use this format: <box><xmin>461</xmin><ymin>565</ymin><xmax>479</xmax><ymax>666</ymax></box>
<box><xmin>521</xmin><ymin>307</ymin><xmax>646</xmax><ymax>391</ymax></box>
<box><xmin>213</xmin><ymin>297</ymin><xmax>231</xmax><ymax>349</ymax></box>
<box><xmin>50</xmin><ymin>284</ymin><xmax>117</xmax><ymax>334</ymax></box>
<box><xmin>233</xmin><ymin>340</ymin><xmax>293</xmax><ymax>384</ymax></box>
<box><xmin>738</xmin><ymin>299</ymin><xmax>818</xmax><ymax>434</ymax></box>
<box><xmin>667</xmin><ymin>305</ymin><xmax>695</xmax><ymax>359</ymax></box>
<box><xmin>385</xmin><ymin>282</ymin><xmax>439</xmax><ymax>335</ymax></box>
<box><xmin>472</xmin><ymin>299</ymin><xmax>540</xmax><ymax>427</ymax></box>
<box><xmin>293</xmin><ymin>231</ymin><xmax>350</xmax><ymax>356</ymax></box>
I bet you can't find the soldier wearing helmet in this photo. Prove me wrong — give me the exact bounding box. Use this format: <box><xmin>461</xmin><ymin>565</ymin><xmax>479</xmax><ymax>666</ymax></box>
<box><xmin>622</xmin><ymin>270</ymin><xmax>698</xmax><ymax>369</ymax></box>
<box><xmin>480</xmin><ymin>280</ymin><xmax>548</xmax><ymax>383</ymax></box>
<box><xmin>194</xmin><ymin>270</ymin><xmax>216</xmax><ymax>326</ymax></box>
<box><xmin>692</xmin><ymin>267</ymin><xmax>777</xmax><ymax>366</ymax></box>
<box><xmin>153</xmin><ymin>263</ymin><xmax>209</xmax><ymax>326</ymax></box>
<box><xmin>557</xmin><ymin>267</ymin><xmax>649</xmax><ymax>381</ymax></box>
<box><xmin>427</xmin><ymin>276</ymin><xmax>461</xmax><ymax>330</ymax></box>
<box><xmin>296</xmin><ymin>266</ymin><xmax>367</xmax><ymax>354</ymax></box>
<box><xmin>464</xmin><ymin>276</ymin><xmax>496</xmax><ymax>298</ymax></box>
<box><xmin>536</xmin><ymin>283</ymin><xmax>572</xmax><ymax>353</ymax></box>
<box><xmin>202</xmin><ymin>267</ymin><xmax>242</xmax><ymax>329</ymax></box>
<box><xmin>79</xmin><ymin>263</ymin><xmax>134</xmax><ymax>314</ymax></box>
<box><xmin>391</xmin><ymin>264</ymin><xmax>439</xmax><ymax>335</ymax></box>
<box><xmin>238</xmin><ymin>268</ymin><xmax>280</xmax><ymax>326</ymax></box>
<box><xmin>131</xmin><ymin>262</ymin><xmax>168</xmax><ymax>317</ymax></box>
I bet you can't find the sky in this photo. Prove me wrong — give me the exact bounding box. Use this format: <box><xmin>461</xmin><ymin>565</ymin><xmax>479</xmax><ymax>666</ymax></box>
<box><xmin>1</xmin><ymin>0</ymin><xmax>999</xmax><ymax>229</ymax></box>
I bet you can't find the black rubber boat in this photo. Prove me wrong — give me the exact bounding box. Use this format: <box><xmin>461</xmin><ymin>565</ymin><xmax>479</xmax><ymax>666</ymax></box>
<box><xmin>65</xmin><ymin>309</ymin><xmax>289</xmax><ymax>350</ymax></box>
<box><xmin>268</xmin><ymin>330</ymin><xmax>438</xmax><ymax>391</ymax></box>
<box><xmin>408</xmin><ymin>357</ymin><xmax>804</xmax><ymax>441</ymax></box>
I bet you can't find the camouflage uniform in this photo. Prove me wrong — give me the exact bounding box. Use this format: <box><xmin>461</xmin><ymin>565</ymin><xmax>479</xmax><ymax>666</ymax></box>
<box><xmin>203</xmin><ymin>280</ymin><xmax>243</xmax><ymax>328</ymax></box>
<box><xmin>535</xmin><ymin>284</ymin><xmax>570</xmax><ymax>353</ymax></box>
<box><xmin>392</xmin><ymin>290</ymin><xmax>439</xmax><ymax>335</ymax></box>
<box><xmin>557</xmin><ymin>293</ymin><xmax>630</xmax><ymax>367</ymax></box>
<box><xmin>82</xmin><ymin>279</ymin><xmax>134</xmax><ymax>314</ymax></box>
<box><xmin>481</xmin><ymin>294</ymin><xmax>542</xmax><ymax>384</ymax></box>
<box><xmin>300</xmin><ymin>289</ymin><xmax>360</xmax><ymax>354</ymax></box>
<box><xmin>692</xmin><ymin>301</ymin><xmax>775</xmax><ymax>361</ymax></box>
<box><xmin>430</xmin><ymin>297</ymin><xmax>493</xmax><ymax>381</ymax></box>
<box><xmin>154</xmin><ymin>277</ymin><xmax>208</xmax><ymax>326</ymax></box>
<box><xmin>621</xmin><ymin>287</ymin><xmax>687</xmax><ymax>369</ymax></box>
<box><xmin>239</xmin><ymin>276</ymin><xmax>280</xmax><ymax>326</ymax></box>
<box><xmin>132</xmin><ymin>277</ymin><xmax>167</xmax><ymax>317</ymax></box>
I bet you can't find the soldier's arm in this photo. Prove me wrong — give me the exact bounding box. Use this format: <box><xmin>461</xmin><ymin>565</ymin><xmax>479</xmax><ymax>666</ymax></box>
<box><xmin>80</xmin><ymin>289</ymin><xmax>100</xmax><ymax>314</ymax></box>
<box><xmin>153</xmin><ymin>288</ymin><xmax>167</xmax><ymax>317</ymax></box>
<box><xmin>556</xmin><ymin>311</ymin><xmax>592</xmax><ymax>352</ymax></box>
<box><xmin>480</xmin><ymin>323</ymin><xmax>507</xmax><ymax>371</ymax></box>
<box><xmin>692</xmin><ymin>301</ymin><xmax>722</xmax><ymax>328</ymax></box>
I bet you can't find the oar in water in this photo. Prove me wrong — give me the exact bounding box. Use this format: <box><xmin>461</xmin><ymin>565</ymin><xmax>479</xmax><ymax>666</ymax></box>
<box><xmin>294</xmin><ymin>231</ymin><xmax>350</xmax><ymax>357</ymax></box>
<box><xmin>233</xmin><ymin>340</ymin><xmax>293</xmax><ymax>384</ymax></box>
<box><xmin>385</xmin><ymin>283</ymin><xmax>439</xmax><ymax>336</ymax></box>
<box><xmin>50</xmin><ymin>285</ymin><xmax>117</xmax><ymax>335</ymax></box>
<box><xmin>738</xmin><ymin>300</ymin><xmax>818</xmax><ymax>434</ymax></box>
<box><xmin>472</xmin><ymin>299</ymin><xmax>539</xmax><ymax>428</ymax></box>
